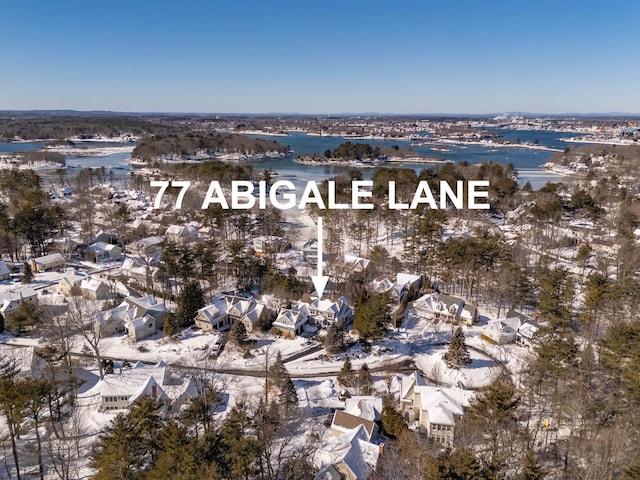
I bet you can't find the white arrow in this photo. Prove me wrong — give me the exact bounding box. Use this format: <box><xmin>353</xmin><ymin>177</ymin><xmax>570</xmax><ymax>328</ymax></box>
<box><xmin>311</xmin><ymin>216</ymin><xmax>329</xmax><ymax>298</ymax></box>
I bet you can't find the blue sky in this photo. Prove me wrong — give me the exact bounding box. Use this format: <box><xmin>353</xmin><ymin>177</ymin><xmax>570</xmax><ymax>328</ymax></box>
<box><xmin>1</xmin><ymin>0</ymin><xmax>639</xmax><ymax>114</ymax></box>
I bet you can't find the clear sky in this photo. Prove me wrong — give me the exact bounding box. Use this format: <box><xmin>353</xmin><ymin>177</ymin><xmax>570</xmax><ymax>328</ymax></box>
<box><xmin>1</xmin><ymin>0</ymin><xmax>639</xmax><ymax>114</ymax></box>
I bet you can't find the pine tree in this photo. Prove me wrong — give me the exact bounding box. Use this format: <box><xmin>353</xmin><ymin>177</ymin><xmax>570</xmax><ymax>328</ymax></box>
<box><xmin>229</xmin><ymin>319</ymin><xmax>248</xmax><ymax>346</ymax></box>
<box><xmin>176</xmin><ymin>280</ymin><xmax>205</xmax><ymax>328</ymax></box>
<box><xmin>22</xmin><ymin>262</ymin><xmax>33</xmax><ymax>283</ymax></box>
<box><xmin>353</xmin><ymin>290</ymin><xmax>389</xmax><ymax>340</ymax></box>
<box><xmin>446</xmin><ymin>326</ymin><xmax>471</xmax><ymax>369</ymax></box>
<box><xmin>325</xmin><ymin>323</ymin><xmax>345</xmax><ymax>355</ymax></box>
<box><xmin>6</xmin><ymin>301</ymin><xmax>40</xmax><ymax>334</ymax></box>
<box><xmin>358</xmin><ymin>363</ymin><xmax>373</xmax><ymax>395</ymax></box>
<box><xmin>163</xmin><ymin>313</ymin><xmax>179</xmax><ymax>337</ymax></box>
<box><xmin>337</xmin><ymin>358</ymin><xmax>354</xmax><ymax>387</ymax></box>
<box><xmin>279</xmin><ymin>377</ymin><xmax>298</xmax><ymax>410</ymax></box>
<box><xmin>91</xmin><ymin>413</ymin><xmax>146</xmax><ymax>480</ymax></box>
<box><xmin>381</xmin><ymin>396</ymin><xmax>406</xmax><ymax>439</ymax></box>
<box><xmin>516</xmin><ymin>450</ymin><xmax>548</xmax><ymax>480</ymax></box>
<box><xmin>268</xmin><ymin>351</ymin><xmax>288</xmax><ymax>390</ymax></box>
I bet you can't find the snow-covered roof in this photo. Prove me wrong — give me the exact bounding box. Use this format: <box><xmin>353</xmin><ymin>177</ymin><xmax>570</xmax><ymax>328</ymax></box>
<box><xmin>402</xmin><ymin>372</ymin><xmax>474</xmax><ymax>426</ymax></box>
<box><xmin>0</xmin><ymin>261</ymin><xmax>10</xmax><ymax>276</ymax></box>
<box><xmin>90</xmin><ymin>241</ymin><xmax>119</xmax><ymax>253</ymax></box>
<box><xmin>0</xmin><ymin>345</ymin><xmax>39</xmax><ymax>375</ymax></box>
<box><xmin>33</xmin><ymin>252</ymin><xmax>64</xmax><ymax>265</ymax></box>
<box><xmin>316</xmin><ymin>424</ymin><xmax>380</xmax><ymax>480</ymax></box>
<box><xmin>344</xmin><ymin>396</ymin><xmax>382</xmax><ymax>422</ymax></box>
<box><xmin>98</xmin><ymin>362</ymin><xmax>169</xmax><ymax>401</ymax></box>
<box><xmin>80</xmin><ymin>278</ymin><xmax>104</xmax><ymax>292</ymax></box>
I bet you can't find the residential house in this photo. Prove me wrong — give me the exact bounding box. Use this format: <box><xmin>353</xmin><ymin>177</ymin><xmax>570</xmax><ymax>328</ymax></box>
<box><xmin>302</xmin><ymin>239</ymin><xmax>318</xmax><ymax>265</ymax></box>
<box><xmin>253</xmin><ymin>236</ymin><xmax>290</xmax><ymax>256</ymax></box>
<box><xmin>126</xmin><ymin>314</ymin><xmax>158</xmax><ymax>341</ymax></box>
<box><xmin>79</xmin><ymin>278</ymin><xmax>110</xmax><ymax>300</ymax></box>
<box><xmin>120</xmin><ymin>255</ymin><xmax>159</xmax><ymax>285</ymax></box>
<box><xmin>308</xmin><ymin>296</ymin><xmax>353</xmax><ymax>329</ymax></box>
<box><xmin>89</xmin><ymin>241</ymin><xmax>123</xmax><ymax>262</ymax></box>
<box><xmin>165</xmin><ymin>224</ymin><xmax>199</xmax><ymax>244</ymax></box>
<box><xmin>30</xmin><ymin>252</ymin><xmax>65</xmax><ymax>272</ymax></box>
<box><xmin>333</xmin><ymin>253</ymin><xmax>372</xmax><ymax>279</ymax></box>
<box><xmin>0</xmin><ymin>345</ymin><xmax>44</xmax><ymax>380</ymax></box>
<box><xmin>126</xmin><ymin>236</ymin><xmax>164</xmax><ymax>257</ymax></box>
<box><xmin>330</xmin><ymin>410</ymin><xmax>377</xmax><ymax>440</ymax></box>
<box><xmin>0</xmin><ymin>261</ymin><xmax>10</xmax><ymax>281</ymax></box>
<box><xmin>503</xmin><ymin>309</ymin><xmax>544</xmax><ymax>350</ymax></box>
<box><xmin>372</xmin><ymin>272</ymin><xmax>423</xmax><ymax>303</ymax></box>
<box><xmin>195</xmin><ymin>293</ymin><xmax>266</xmax><ymax>333</ymax></box>
<box><xmin>482</xmin><ymin>319</ymin><xmax>518</xmax><ymax>345</ymax></box>
<box><xmin>344</xmin><ymin>396</ymin><xmax>383</xmax><ymax>422</ymax></box>
<box><xmin>314</xmin><ymin>424</ymin><xmax>381</xmax><ymax>480</ymax></box>
<box><xmin>272</xmin><ymin>303</ymin><xmax>310</xmax><ymax>338</ymax></box>
<box><xmin>412</xmin><ymin>293</ymin><xmax>478</xmax><ymax>325</ymax></box>
<box><xmin>0</xmin><ymin>287</ymin><xmax>38</xmax><ymax>315</ymax></box>
<box><xmin>57</xmin><ymin>273</ymin><xmax>86</xmax><ymax>296</ymax></box>
<box><xmin>400</xmin><ymin>371</ymin><xmax>474</xmax><ymax>447</ymax></box>
<box><xmin>97</xmin><ymin>361</ymin><xmax>171</xmax><ymax>412</ymax></box>
<box><xmin>123</xmin><ymin>294</ymin><xmax>167</xmax><ymax>325</ymax></box>
<box><xmin>94</xmin><ymin>295</ymin><xmax>165</xmax><ymax>341</ymax></box>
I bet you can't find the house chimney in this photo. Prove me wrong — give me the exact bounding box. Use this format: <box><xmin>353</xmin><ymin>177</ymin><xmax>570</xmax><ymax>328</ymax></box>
<box><xmin>151</xmin><ymin>383</ymin><xmax>157</xmax><ymax>398</ymax></box>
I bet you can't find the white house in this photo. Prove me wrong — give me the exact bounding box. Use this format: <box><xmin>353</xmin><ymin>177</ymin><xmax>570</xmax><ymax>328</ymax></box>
<box><xmin>0</xmin><ymin>287</ymin><xmax>38</xmax><ymax>315</ymax></box>
<box><xmin>314</xmin><ymin>424</ymin><xmax>381</xmax><ymax>480</ymax></box>
<box><xmin>123</xmin><ymin>295</ymin><xmax>167</xmax><ymax>325</ymax></box>
<box><xmin>125</xmin><ymin>314</ymin><xmax>158</xmax><ymax>342</ymax></box>
<box><xmin>89</xmin><ymin>242</ymin><xmax>123</xmax><ymax>262</ymax></box>
<box><xmin>94</xmin><ymin>296</ymin><xmax>164</xmax><ymax>341</ymax></box>
<box><xmin>413</xmin><ymin>293</ymin><xmax>477</xmax><ymax>325</ymax></box>
<box><xmin>272</xmin><ymin>303</ymin><xmax>309</xmax><ymax>338</ymax></box>
<box><xmin>195</xmin><ymin>293</ymin><xmax>266</xmax><ymax>333</ymax></box>
<box><xmin>400</xmin><ymin>371</ymin><xmax>474</xmax><ymax>446</ymax></box>
<box><xmin>165</xmin><ymin>224</ymin><xmax>199</xmax><ymax>244</ymax></box>
<box><xmin>308</xmin><ymin>296</ymin><xmax>353</xmax><ymax>329</ymax></box>
<box><xmin>0</xmin><ymin>345</ymin><xmax>44</xmax><ymax>380</ymax></box>
<box><xmin>97</xmin><ymin>361</ymin><xmax>171</xmax><ymax>412</ymax></box>
<box><xmin>482</xmin><ymin>319</ymin><xmax>518</xmax><ymax>345</ymax></box>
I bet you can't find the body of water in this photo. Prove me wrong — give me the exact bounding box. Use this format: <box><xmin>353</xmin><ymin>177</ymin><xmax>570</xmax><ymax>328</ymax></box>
<box><xmin>2</xmin><ymin>129</ymin><xmax>585</xmax><ymax>190</ymax></box>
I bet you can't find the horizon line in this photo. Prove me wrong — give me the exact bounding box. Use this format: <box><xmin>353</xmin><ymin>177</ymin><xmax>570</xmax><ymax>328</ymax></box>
<box><xmin>2</xmin><ymin>109</ymin><xmax>640</xmax><ymax>118</ymax></box>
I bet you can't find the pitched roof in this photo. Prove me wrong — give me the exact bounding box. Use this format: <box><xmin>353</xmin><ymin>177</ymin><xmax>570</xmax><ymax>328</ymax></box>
<box><xmin>331</xmin><ymin>410</ymin><xmax>375</xmax><ymax>440</ymax></box>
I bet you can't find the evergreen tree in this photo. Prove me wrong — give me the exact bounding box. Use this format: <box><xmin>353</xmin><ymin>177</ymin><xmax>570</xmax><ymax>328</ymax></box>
<box><xmin>353</xmin><ymin>290</ymin><xmax>389</xmax><ymax>340</ymax></box>
<box><xmin>325</xmin><ymin>322</ymin><xmax>345</xmax><ymax>355</ymax></box>
<box><xmin>229</xmin><ymin>319</ymin><xmax>248</xmax><ymax>346</ymax></box>
<box><xmin>358</xmin><ymin>363</ymin><xmax>373</xmax><ymax>395</ymax></box>
<box><xmin>163</xmin><ymin>312</ymin><xmax>180</xmax><ymax>337</ymax></box>
<box><xmin>22</xmin><ymin>262</ymin><xmax>33</xmax><ymax>283</ymax></box>
<box><xmin>176</xmin><ymin>280</ymin><xmax>205</xmax><ymax>328</ymax></box>
<box><xmin>381</xmin><ymin>395</ymin><xmax>406</xmax><ymax>439</ymax></box>
<box><xmin>91</xmin><ymin>413</ymin><xmax>146</xmax><ymax>480</ymax></box>
<box><xmin>337</xmin><ymin>358</ymin><xmax>354</xmax><ymax>387</ymax></box>
<box><xmin>432</xmin><ymin>447</ymin><xmax>488</xmax><ymax>480</ymax></box>
<box><xmin>446</xmin><ymin>326</ymin><xmax>471</xmax><ymax>369</ymax></box>
<box><xmin>517</xmin><ymin>450</ymin><xmax>548</xmax><ymax>480</ymax></box>
<box><xmin>268</xmin><ymin>351</ymin><xmax>288</xmax><ymax>390</ymax></box>
<box><xmin>279</xmin><ymin>377</ymin><xmax>298</xmax><ymax>410</ymax></box>
<box><xmin>6</xmin><ymin>301</ymin><xmax>40</xmax><ymax>334</ymax></box>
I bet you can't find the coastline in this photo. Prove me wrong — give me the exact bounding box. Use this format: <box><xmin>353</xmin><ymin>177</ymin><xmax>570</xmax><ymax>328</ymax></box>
<box><xmin>293</xmin><ymin>155</ymin><xmax>452</xmax><ymax>168</ymax></box>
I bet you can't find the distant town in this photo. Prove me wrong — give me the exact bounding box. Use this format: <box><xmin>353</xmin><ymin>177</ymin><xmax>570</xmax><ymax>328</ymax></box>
<box><xmin>0</xmin><ymin>112</ymin><xmax>639</xmax><ymax>479</ymax></box>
